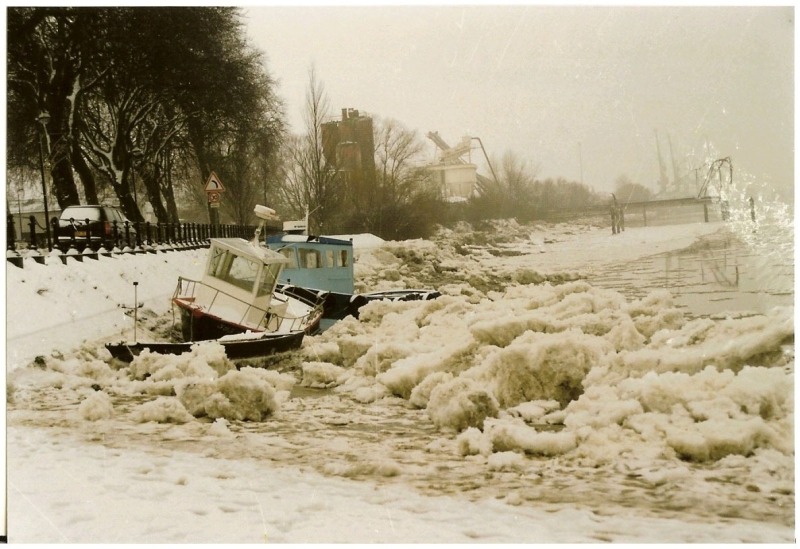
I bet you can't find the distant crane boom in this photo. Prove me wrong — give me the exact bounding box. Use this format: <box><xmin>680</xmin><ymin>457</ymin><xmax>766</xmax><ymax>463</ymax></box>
<box><xmin>426</xmin><ymin>131</ymin><xmax>451</xmax><ymax>153</ymax></box>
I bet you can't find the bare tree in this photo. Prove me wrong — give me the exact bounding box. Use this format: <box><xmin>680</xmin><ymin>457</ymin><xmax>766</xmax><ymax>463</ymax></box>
<box><xmin>365</xmin><ymin>117</ymin><xmax>434</xmax><ymax>237</ymax></box>
<box><xmin>7</xmin><ymin>8</ymin><xmax>104</xmax><ymax>210</ymax></box>
<box><xmin>469</xmin><ymin>150</ymin><xmax>538</xmax><ymax>222</ymax></box>
<box><xmin>276</xmin><ymin>67</ymin><xmax>342</xmax><ymax>233</ymax></box>
<box><xmin>78</xmin><ymin>84</ymin><xmax>163</xmax><ymax>222</ymax></box>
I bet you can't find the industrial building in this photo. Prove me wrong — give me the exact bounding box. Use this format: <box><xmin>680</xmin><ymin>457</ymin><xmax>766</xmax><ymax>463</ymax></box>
<box><xmin>322</xmin><ymin>108</ymin><xmax>376</xmax><ymax>199</ymax></box>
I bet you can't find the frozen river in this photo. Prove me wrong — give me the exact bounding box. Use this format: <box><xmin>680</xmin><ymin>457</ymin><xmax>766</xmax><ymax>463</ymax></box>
<box><xmin>6</xmin><ymin>216</ymin><xmax>794</xmax><ymax>543</ymax></box>
<box><xmin>589</xmin><ymin>228</ymin><xmax>794</xmax><ymax>319</ymax></box>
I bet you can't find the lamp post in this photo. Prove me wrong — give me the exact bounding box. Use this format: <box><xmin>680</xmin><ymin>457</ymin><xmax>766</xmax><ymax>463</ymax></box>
<box><xmin>36</xmin><ymin>111</ymin><xmax>52</xmax><ymax>251</ymax></box>
<box><xmin>17</xmin><ymin>188</ymin><xmax>24</xmax><ymax>242</ymax></box>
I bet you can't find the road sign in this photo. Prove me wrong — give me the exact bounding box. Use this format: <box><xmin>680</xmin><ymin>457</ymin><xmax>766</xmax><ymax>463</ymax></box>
<box><xmin>204</xmin><ymin>171</ymin><xmax>226</xmax><ymax>193</ymax></box>
<box><xmin>207</xmin><ymin>191</ymin><xmax>221</xmax><ymax>204</ymax></box>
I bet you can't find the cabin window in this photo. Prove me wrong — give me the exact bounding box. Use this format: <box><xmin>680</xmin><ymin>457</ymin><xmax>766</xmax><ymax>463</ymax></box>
<box><xmin>325</xmin><ymin>250</ymin><xmax>334</xmax><ymax>269</ymax></box>
<box><xmin>208</xmin><ymin>249</ymin><xmax>259</xmax><ymax>291</ymax></box>
<box><xmin>208</xmin><ymin>248</ymin><xmax>231</xmax><ymax>279</ymax></box>
<box><xmin>278</xmin><ymin>247</ymin><xmax>297</xmax><ymax>269</ymax></box>
<box><xmin>299</xmin><ymin>248</ymin><xmax>322</xmax><ymax>268</ymax></box>
<box><xmin>336</xmin><ymin>249</ymin><xmax>349</xmax><ymax>267</ymax></box>
<box><xmin>257</xmin><ymin>262</ymin><xmax>281</xmax><ymax>297</ymax></box>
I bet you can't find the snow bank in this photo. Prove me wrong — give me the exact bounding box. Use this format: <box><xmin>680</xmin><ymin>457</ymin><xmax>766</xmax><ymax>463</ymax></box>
<box><xmin>6</xmin><ymin>248</ymin><xmax>208</xmax><ymax>369</ymax></box>
<box><xmin>129</xmin><ymin>342</ymin><xmax>236</xmax><ymax>381</ymax></box>
<box><xmin>468</xmin><ymin>329</ymin><xmax>613</xmax><ymax>408</ymax></box>
<box><xmin>118</xmin><ymin>343</ymin><xmax>280</xmax><ymax>421</ymax></box>
<box><xmin>132</xmin><ymin>396</ymin><xmax>195</xmax><ymax>424</ymax></box>
<box><xmin>178</xmin><ymin>369</ymin><xmax>279</xmax><ymax>422</ymax></box>
<box><xmin>426</xmin><ymin>377</ymin><xmax>499</xmax><ymax>431</ymax></box>
<box><xmin>78</xmin><ymin>390</ymin><xmax>114</xmax><ymax>421</ymax></box>
<box><xmin>486</xmin><ymin>418</ymin><xmax>578</xmax><ymax>456</ymax></box>
<box><xmin>301</xmin><ymin>361</ymin><xmax>346</xmax><ymax>388</ymax></box>
<box><xmin>305</xmin><ymin>277</ymin><xmax>793</xmax><ymax>467</ymax></box>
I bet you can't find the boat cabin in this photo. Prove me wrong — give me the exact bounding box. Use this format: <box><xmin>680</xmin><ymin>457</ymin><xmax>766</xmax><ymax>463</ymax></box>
<box><xmin>265</xmin><ymin>234</ymin><xmax>355</xmax><ymax>294</ymax></box>
<box><xmin>193</xmin><ymin>238</ymin><xmax>289</xmax><ymax>329</ymax></box>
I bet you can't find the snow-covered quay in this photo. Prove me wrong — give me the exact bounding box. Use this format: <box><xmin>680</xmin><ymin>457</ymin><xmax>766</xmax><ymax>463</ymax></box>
<box><xmin>5</xmin><ymin>210</ymin><xmax>794</xmax><ymax>542</ymax></box>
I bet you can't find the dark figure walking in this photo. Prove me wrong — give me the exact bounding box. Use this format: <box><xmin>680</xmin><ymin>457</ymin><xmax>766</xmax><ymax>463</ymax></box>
<box><xmin>610</xmin><ymin>194</ymin><xmax>619</xmax><ymax>235</ymax></box>
<box><xmin>749</xmin><ymin>196</ymin><xmax>756</xmax><ymax>223</ymax></box>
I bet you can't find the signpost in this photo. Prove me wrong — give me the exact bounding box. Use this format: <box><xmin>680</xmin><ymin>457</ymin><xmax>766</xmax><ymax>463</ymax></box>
<box><xmin>204</xmin><ymin>171</ymin><xmax>225</xmax><ymax>225</ymax></box>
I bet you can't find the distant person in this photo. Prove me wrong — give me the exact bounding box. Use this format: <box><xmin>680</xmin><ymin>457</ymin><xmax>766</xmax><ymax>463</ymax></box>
<box><xmin>610</xmin><ymin>194</ymin><xmax>619</xmax><ymax>235</ymax></box>
<box><xmin>749</xmin><ymin>196</ymin><xmax>756</xmax><ymax>223</ymax></box>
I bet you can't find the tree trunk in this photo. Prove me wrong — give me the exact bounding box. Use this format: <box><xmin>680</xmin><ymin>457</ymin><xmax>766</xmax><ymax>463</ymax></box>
<box><xmin>50</xmin><ymin>149</ymin><xmax>81</xmax><ymax>209</ymax></box>
<box><xmin>71</xmin><ymin>144</ymin><xmax>98</xmax><ymax>204</ymax></box>
<box><xmin>143</xmin><ymin>170</ymin><xmax>169</xmax><ymax>223</ymax></box>
<box><xmin>117</xmin><ymin>191</ymin><xmax>141</xmax><ymax>224</ymax></box>
<box><xmin>46</xmin><ymin>102</ymin><xmax>81</xmax><ymax>209</ymax></box>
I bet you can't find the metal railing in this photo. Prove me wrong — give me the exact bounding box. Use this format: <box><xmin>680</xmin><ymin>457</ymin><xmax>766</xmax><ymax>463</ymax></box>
<box><xmin>6</xmin><ymin>213</ymin><xmax>257</xmax><ymax>267</ymax></box>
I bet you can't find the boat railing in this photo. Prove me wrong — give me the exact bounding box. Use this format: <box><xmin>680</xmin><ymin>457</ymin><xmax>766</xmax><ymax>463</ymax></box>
<box><xmin>173</xmin><ymin>276</ymin><xmax>324</xmax><ymax>332</ymax></box>
<box><xmin>266</xmin><ymin>291</ymin><xmax>318</xmax><ymax>332</ymax></box>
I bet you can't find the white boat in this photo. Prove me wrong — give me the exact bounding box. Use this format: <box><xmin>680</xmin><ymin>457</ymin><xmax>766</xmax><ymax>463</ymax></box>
<box><xmin>106</xmin><ymin>206</ymin><xmax>326</xmax><ymax>363</ymax></box>
<box><xmin>171</xmin><ymin>234</ymin><xmax>326</xmax><ymax>341</ymax></box>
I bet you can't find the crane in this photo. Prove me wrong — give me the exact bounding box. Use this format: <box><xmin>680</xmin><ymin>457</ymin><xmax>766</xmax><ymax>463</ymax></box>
<box><xmin>426</xmin><ymin>131</ymin><xmax>499</xmax><ymax>187</ymax></box>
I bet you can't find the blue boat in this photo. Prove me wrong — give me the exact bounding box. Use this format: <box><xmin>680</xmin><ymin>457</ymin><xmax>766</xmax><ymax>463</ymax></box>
<box><xmin>265</xmin><ymin>230</ymin><xmax>439</xmax><ymax>330</ymax></box>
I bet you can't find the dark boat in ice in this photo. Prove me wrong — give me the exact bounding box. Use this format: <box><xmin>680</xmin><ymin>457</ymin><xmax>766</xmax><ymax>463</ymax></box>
<box><xmin>106</xmin><ymin>208</ymin><xmax>326</xmax><ymax>362</ymax></box>
<box><xmin>105</xmin><ymin>330</ymin><xmax>305</xmax><ymax>363</ymax></box>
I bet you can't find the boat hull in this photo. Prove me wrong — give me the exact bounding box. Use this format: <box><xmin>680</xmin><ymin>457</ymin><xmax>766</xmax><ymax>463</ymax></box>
<box><xmin>105</xmin><ymin>331</ymin><xmax>305</xmax><ymax>363</ymax></box>
<box><xmin>172</xmin><ymin>288</ymin><xmax>324</xmax><ymax>342</ymax></box>
<box><xmin>174</xmin><ymin>302</ymin><xmax>255</xmax><ymax>342</ymax></box>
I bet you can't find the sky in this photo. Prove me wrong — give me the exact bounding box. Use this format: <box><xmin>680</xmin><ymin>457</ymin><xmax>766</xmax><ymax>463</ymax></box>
<box><xmin>242</xmin><ymin>4</ymin><xmax>794</xmax><ymax>200</ymax></box>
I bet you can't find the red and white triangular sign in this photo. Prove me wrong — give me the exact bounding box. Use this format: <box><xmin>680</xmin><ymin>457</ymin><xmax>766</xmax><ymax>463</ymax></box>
<box><xmin>204</xmin><ymin>171</ymin><xmax>226</xmax><ymax>193</ymax></box>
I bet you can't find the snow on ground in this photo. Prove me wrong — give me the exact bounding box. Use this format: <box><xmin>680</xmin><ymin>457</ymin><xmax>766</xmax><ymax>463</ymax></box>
<box><xmin>5</xmin><ymin>208</ymin><xmax>795</xmax><ymax>543</ymax></box>
<box><xmin>6</xmin><ymin>246</ymin><xmax>208</xmax><ymax>369</ymax></box>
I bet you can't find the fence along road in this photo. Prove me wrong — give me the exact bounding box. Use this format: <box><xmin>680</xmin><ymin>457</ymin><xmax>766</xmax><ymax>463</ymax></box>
<box><xmin>6</xmin><ymin>214</ymin><xmax>257</xmax><ymax>268</ymax></box>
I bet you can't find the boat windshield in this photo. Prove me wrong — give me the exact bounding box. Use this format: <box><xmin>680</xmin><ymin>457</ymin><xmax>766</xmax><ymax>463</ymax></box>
<box><xmin>208</xmin><ymin>248</ymin><xmax>261</xmax><ymax>292</ymax></box>
<box><xmin>257</xmin><ymin>262</ymin><xmax>281</xmax><ymax>297</ymax></box>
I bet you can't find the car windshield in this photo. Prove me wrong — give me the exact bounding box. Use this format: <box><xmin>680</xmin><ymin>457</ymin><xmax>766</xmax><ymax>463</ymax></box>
<box><xmin>61</xmin><ymin>207</ymin><xmax>102</xmax><ymax>221</ymax></box>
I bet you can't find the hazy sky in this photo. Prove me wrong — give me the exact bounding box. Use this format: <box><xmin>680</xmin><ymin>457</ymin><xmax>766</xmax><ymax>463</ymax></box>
<box><xmin>243</xmin><ymin>5</ymin><xmax>793</xmax><ymax>199</ymax></box>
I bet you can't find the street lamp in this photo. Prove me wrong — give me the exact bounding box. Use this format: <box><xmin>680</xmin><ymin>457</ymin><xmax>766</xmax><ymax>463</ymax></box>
<box><xmin>36</xmin><ymin>111</ymin><xmax>52</xmax><ymax>251</ymax></box>
<box><xmin>17</xmin><ymin>188</ymin><xmax>24</xmax><ymax>242</ymax></box>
